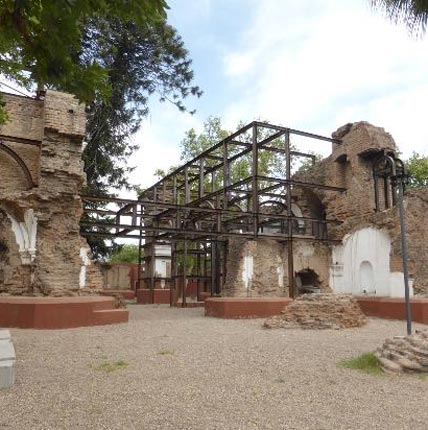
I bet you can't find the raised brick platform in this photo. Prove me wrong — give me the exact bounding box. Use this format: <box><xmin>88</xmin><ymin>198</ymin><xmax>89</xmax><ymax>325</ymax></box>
<box><xmin>100</xmin><ymin>289</ymin><xmax>136</xmax><ymax>300</ymax></box>
<box><xmin>205</xmin><ymin>297</ymin><xmax>292</xmax><ymax>318</ymax></box>
<box><xmin>0</xmin><ymin>296</ymin><xmax>129</xmax><ymax>329</ymax></box>
<box><xmin>356</xmin><ymin>296</ymin><xmax>428</xmax><ymax>324</ymax></box>
<box><xmin>136</xmin><ymin>289</ymin><xmax>170</xmax><ymax>304</ymax></box>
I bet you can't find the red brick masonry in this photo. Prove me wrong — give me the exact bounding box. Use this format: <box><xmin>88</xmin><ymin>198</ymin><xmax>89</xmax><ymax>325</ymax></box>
<box><xmin>100</xmin><ymin>289</ymin><xmax>136</xmax><ymax>300</ymax></box>
<box><xmin>205</xmin><ymin>296</ymin><xmax>428</xmax><ymax>322</ymax></box>
<box><xmin>136</xmin><ymin>289</ymin><xmax>170</xmax><ymax>304</ymax></box>
<box><xmin>205</xmin><ymin>297</ymin><xmax>293</xmax><ymax>318</ymax></box>
<box><xmin>0</xmin><ymin>296</ymin><xmax>129</xmax><ymax>329</ymax></box>
<box><xmin>356</xmin><ymin>296</ymin><xmax>428</xmax><ymax>324</ymax></box>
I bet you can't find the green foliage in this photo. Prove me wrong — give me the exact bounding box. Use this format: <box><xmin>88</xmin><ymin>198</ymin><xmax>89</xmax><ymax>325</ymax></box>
<box><xmin>0</xmin><ymin>0</ymin><xmax>167</xmax><ymax>99</ymax></box>
<box><xmin>0</xmin><ymin>93</ymin><xmax>8</xmax><ymax>125</ymax></box>
<box><xmin>176</xmin><ymin>116</ymin><xmax>288</xmax><ymax>186</ymax></box>
<box><xmin>0</xmin><ymin>1</ymin><xmax>202</xmax><ymax>197</ymax></box>
<box><xmin>82</xmin><ymin>19</ymin><xmax>202</xmax><ymax>196</ymax></box>
<box><xmin>406</xmin><ymin>152</ymin><xmax>428</xmax><ymax>188</ymax></box>
<box><xmin>340</xmin><ymin>352</ymin><xmax>383</xmax><ymax>375</ymax></box>
<box><xmin>93</xmin><ymin>359</ymin><xmax>129</xmax><ymax>373</ymax></box>
<box><xmin>157</xmin><ymin>349</ymin><xmax>175</xmax><ymax>355</ymax></box>
<box><xmin>109</xmin><ymin>244</ymin><xmax>140</xmax><ymax>264</ymax></box>
<box><xmin>371</xmin><ymin>0</ymin><xmax>428</xmax><ymax>34</ymax></box>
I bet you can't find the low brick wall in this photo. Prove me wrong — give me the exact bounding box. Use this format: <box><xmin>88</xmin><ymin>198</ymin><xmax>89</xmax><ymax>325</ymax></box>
<box><xmin>0</xmin><ymin>296</ymin><xmax>129</xmax><ymax>329</ymax></box>
<box><xmin>100</xmin><ymin>289</ymin><xmax>136</xmax><ymax>300</ymax></box>
<box><xmin>357</xmin><ymin>296</ymin><xmax>428</xmax><ymax>324</ymax></box>
<box><xmin>205</xmin><ymin>297</ymin><xmax>292</xmax><ymax>318</ymax></box>
<box><xmin>136</xmin><ymin>289</ymin><xmax>170</xmax><ymax>304</ymax></box>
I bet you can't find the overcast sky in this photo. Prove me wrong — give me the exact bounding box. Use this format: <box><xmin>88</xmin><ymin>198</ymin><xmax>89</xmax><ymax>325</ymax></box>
<box><xmin>130</xmin><ymin>0</ymin><xmax>428</xmax><ymax>192</ymax></box>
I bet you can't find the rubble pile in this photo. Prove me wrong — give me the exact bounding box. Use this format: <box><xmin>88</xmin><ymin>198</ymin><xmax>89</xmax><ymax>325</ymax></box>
<box><xmin>264</xmin><ymin>293</ymin><xmax>367</xmax><ymax>329</ymax></box>
<box><xmin>376</xmin><ymin>330</ymin><xmax>428</xmax><ymax>374</ymax></box>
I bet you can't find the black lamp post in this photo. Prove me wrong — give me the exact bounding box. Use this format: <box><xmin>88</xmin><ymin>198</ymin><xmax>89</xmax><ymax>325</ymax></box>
<box><xmin>374</xmin><ymin>152</ymin><xmax>412</xmax><ymax>335</ymax></box>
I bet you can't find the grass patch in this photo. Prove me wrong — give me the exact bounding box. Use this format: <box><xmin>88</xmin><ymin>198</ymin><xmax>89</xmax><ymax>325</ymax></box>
<box><xmin>157</xmin><ymin>349</ymin><xmax>175</xmax><ymax>356</ymax></box>
<box><xmin>93</xmin><ymin>359</ymin><xmax>129</xmax><ymax>373</ymax></box>
<box><xmin>340</xmin><ymin>352</ymin><xmax>383</xmax><ymax>375</ymax></box>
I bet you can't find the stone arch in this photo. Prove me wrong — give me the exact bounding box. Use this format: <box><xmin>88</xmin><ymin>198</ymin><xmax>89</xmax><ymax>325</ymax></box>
<box><xmin>0</xmin><ymin>142</ymin><xmax>35</xmax><ymax>190</ymax></box>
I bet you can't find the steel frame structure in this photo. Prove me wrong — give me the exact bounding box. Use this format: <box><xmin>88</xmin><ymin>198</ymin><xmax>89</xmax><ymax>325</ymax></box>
<box><xmin>81</xmin><ymin>121</ymin><xmax>345</xmax><ymax>303</ymax></box>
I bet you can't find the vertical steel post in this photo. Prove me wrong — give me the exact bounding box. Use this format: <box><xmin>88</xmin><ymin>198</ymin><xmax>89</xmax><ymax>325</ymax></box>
<box><xmin>397</xmin><ymin>178</ymin><xmax>412</xmax><ymax>335</ymax></box>
<box><xmin>210</xmin><ymin>241</ymin><xmax>216</xmax><ymax>296</ymax></box>
<box><xmin>170</xmin><ymin>242</ymin><xmax>177</xmax><ymax>307</ymax></box>
<box><xmin>252</xmin><ymin>124</ymin><xmax>258</xmax><ymax>236</ymax></box>
<box><xmin>149</xmin><ymin>241</ymin><xmax>155</xmax><ymax>304</ymax></box>
<box><xmin>173</xmin><ymin>175</ymin><xmax>177</xmax><ymax>204</ymax></box>
<box><xmin>223</xmin><ymin>140</ymin><xmax>230</xmax><ymax>210</ymax></box>
<box><xmin>137</xmin><ymin>202</ymin><xmax>143</xmax><ymax>291</ymax></box>
<box><xmin>182</xmin><ymin>238</ymin><xmax>187</xmax><ymax>307</ymax></box>
<box><xmin>285</xmin><ymin>131</ymin><xmax>295</xmax><ymax>298</ymax></box>
<box><xmin>199</xmin><ymin>158</ymin><xmax>205</xmax><ymax>199</ymax></box>
<box><xmin>184</xmin><ymin>167</ymin><xmax>190</xmax><ymax>204</ymax></box>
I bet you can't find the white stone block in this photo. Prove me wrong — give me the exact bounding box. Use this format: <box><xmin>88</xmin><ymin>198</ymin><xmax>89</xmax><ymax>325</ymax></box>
<box><xmin>0</xmin><ymin>330</ymin><xmax>11</xmax><ymax>341</ymax></box>
<box><xmin>0</xmin><ymin>335</ymin><xmax>16</xmax><ymax>389</ymax></box>
<box><xmin>0</xmin><ymin>340</ymin><xmax>15</xmax><ymax>361</ymax></box>
<box><xmin>0</xmin><ymin>360</ymin><xmax>15</xmax><ymax>389</ymax></box>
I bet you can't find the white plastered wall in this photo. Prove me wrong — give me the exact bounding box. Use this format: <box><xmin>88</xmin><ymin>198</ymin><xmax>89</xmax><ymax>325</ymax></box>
<box><xmin>6</xmin><ymin>209</ymin><xmax>38</xmax><ymax>265</ymax></box>
<box><xmin>330</xmin><ymin>227</ymin><xmax>413</xmax><ymax>297</ymax></box>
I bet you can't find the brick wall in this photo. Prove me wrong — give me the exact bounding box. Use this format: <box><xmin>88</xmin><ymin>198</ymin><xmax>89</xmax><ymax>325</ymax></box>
<box><xmin>222</xmin><ymin>122</ymin><xmax>428</xmax><ymax>298</ymax></box>
<box><xmin>0</xmin><ymin>90</ymin><xmax>101</xmax><ymax>296</ymax></box>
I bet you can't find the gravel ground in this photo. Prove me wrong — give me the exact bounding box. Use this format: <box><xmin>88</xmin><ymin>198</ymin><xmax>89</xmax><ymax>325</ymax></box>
<box><xmin>1</xmin><ymin>305</ymin><xmax>428</xmax><ymax>430</ymax></box>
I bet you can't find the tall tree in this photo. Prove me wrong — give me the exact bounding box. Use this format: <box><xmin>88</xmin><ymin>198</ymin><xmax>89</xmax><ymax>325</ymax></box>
<box><xmin>82</xmin><ymin>19</ymin><xmax>202</xmax><ymax>195</ymax></box>
<box><xmin>0</xmin><ymin>0</ymin><xmax>168</xmax><ymax>101</ymax></box>
<box><xmin>371</xmin><ymin>0</ymin><xmax>428</xmax><ymax>34</ymax></box>
<box><xmin>0</xmin><ymin>1</ymin><xmax>202</xmax><ymax>257</ymax></box>
<box><xmin>406</xmin><ymin>152</ymin><xmax>428</xmax><ymax>187</ymax></box>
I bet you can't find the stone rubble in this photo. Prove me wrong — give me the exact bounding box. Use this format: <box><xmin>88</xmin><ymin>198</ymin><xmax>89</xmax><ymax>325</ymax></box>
<box><xmin>263</xmin><ymin>293</ymin><xmax>367</xmax><ymax>329</ymax></box>
<box><xmin>375</xmin><ymin>330</ymin><xmax>428</xmax><ymax>374</ymax></box>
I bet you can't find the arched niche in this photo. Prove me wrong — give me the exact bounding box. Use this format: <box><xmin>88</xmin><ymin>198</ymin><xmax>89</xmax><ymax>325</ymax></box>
<box><xmin>0</xmin><ymin>142</ymin><xmax>35</xmax><ymax>191</ymax></box>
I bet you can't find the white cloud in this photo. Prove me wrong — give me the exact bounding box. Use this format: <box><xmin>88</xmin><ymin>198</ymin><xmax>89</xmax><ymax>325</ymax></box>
<box><xmin>123</xmin><ymin>0</ymin><xmax>428</xmax><ymax>195</ymax></box>
<box><xmin>221</xmin><ymin>0</ymin><xmax>428</xmax><ymax>157</ymax></box>
<box><xmin>126</xmin><ymin>101</ymin><xmax>203</xmax><ymax>191</ymax></box>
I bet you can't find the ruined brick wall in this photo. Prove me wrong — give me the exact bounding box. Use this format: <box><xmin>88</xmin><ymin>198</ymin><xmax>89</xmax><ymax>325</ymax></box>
<box><xmin>222</xmin><ymin>121</ymin><xmax>428</xmax><ymax>298</ymax></box>
<box><xmin>0</xmin><ymin>91</ymin><xmax>101</xmax><ymax>296</ymax></box>
<box><xmin>296</xmin><ymin>122</ymin><xmax>428</xmax><ymax>296</ymax></box>
<box><xmin>223</xmin><ymin>238</ymin><xmax>331</xmax><ymax>297</ymax></box>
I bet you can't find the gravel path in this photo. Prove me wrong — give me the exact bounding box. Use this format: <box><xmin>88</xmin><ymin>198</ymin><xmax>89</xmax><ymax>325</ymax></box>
<box><xmin>1</xmin><ymin>304</ymin><xmax>428</xmax><ymax>430</ymax></box>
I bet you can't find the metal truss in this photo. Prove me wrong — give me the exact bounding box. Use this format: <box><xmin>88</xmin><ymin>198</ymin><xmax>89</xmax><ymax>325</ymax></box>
<box><xmin>82</xmin><ymin>121</ymin><xmax>345</xmax><ymax>302</ymax></box>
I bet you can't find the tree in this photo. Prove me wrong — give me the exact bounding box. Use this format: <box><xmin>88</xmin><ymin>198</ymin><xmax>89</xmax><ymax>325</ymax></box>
<box><xmin>109</xmin><ymin>244</ymin><xmax>140</xmax><ymax>264</ymax></box>
<box><xmin>82</xmin><ymin>19</ymin><xmax>202</xmax><ymax>195</ymax></box>
<box><xmin>0</xmin><ymin>0</ymin><xmax>168</xmax><ymax>103</ymax></box>
<box><xmin>0</xmin><ymin>2</ymin><xmax>202</xmax><ymax>194</ymax></box>
<box><xmin>371</xmin><ymin>0</ymin><xmax>428</xmax><ymax>34</ymax></box>
<box><xmin>0</xmin><ymin>2</ymin><xmax>202</xmax><ymax>258</ymax></box>
<box><xmin>174</xmin><ymin>116</ymin><xmax>287</xmax><ymax>186</ymax></box>
<box><xmin>406</xmin><ymin>152</ymin><xmax>428</xmax><ymax>187</ymax></box>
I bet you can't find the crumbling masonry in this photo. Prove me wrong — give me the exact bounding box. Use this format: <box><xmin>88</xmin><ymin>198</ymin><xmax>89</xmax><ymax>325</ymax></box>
<box><xmin>82</xmin><ymin>119</ymin><xmax>428</xmax><ymax>302</ymax></box>
<box><xmin>4</xmin><ymin>90</ymin><xmax>425</xmax><ymax>300</ymax></box>
<box><xmin>0</xmin><ymin>91</ymin><xmax>101</xmax><ymax>296</ymax></box>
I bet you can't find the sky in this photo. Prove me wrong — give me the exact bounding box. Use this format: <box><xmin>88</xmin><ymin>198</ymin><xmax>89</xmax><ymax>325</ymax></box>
<box><xmin>129</xmin><ymin>0</ymin><xmax>428</xmax><ymax>193</ymax></box>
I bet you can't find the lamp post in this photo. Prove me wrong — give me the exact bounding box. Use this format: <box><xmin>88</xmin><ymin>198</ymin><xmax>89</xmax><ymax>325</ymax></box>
<box><xmin>374</xmin><ymin>152</ymin><xmax>412</xmax><ymax>335</ymax></box>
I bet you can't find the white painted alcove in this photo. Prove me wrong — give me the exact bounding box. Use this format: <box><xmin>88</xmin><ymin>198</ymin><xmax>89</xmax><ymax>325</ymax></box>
<box><xmin>330</xmin><ymin>227</ymin><xmax>413</xmax><ymax>298</ymax></box>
